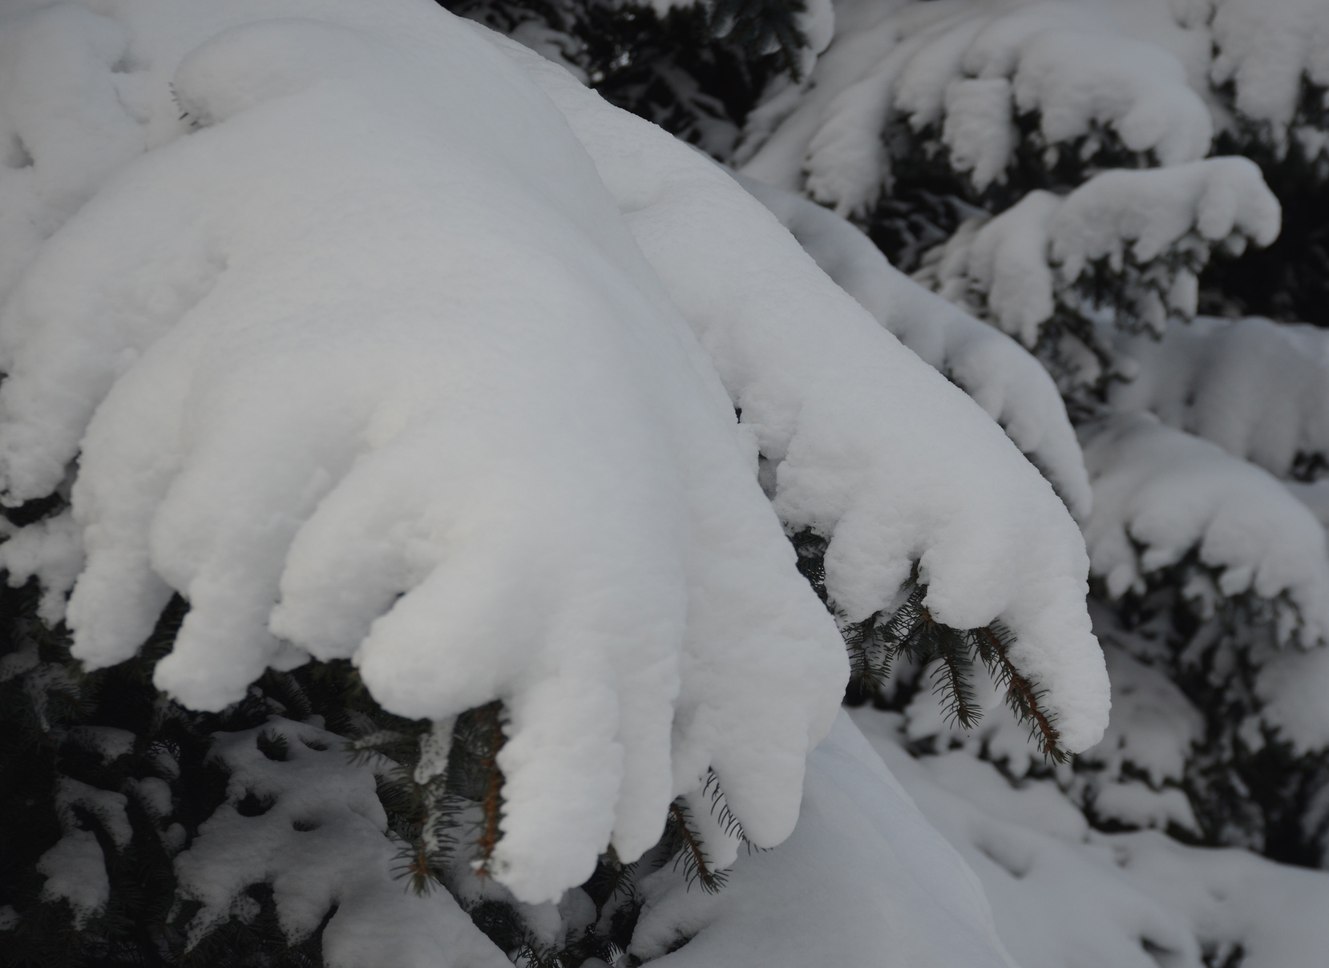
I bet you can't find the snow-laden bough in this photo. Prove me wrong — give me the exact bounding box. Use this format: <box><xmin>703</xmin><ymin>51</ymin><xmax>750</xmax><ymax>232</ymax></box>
<box><xmin>0</xmin><ymin>0</ymin><xmax>1107</xmax><ymax>901</ymax></box>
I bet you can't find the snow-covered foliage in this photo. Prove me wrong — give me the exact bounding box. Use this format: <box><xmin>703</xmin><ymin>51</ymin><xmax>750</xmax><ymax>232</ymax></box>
<box><xmin>744</xmin><ymin>175</ymin><xmax>1091</xmax><ymax>519</ymax></box>
<box><xmin>7</xmin><ymin>0</ymin><xmax>1329</xmax><ymax>964</ymax></box>
<box><xmin>854</xmin><ymin>708</ymin><xmax>1329</xmax><ymax>968</ymax></box>
<box><xmin>918</xmin><ymin>159</ymin><xmax>1279</xmax><ymax>375</ymax></box>
<box><xmin>0</xmin><ymin>0</ymin><xmax>853</xmax><ymax>905</ymax></box>
<box><xmin>1109</xmin><ymin>315</ymin><xmax>1329</xmax><ymax>478</ymax></box>
<box><xmin>1081</xmin><ymin>413</ymin><xmax>1329</xmax><ymax>643</ymax></box>
<box><xmin>740</xmin><ymin>0</ymin><xmax>1215</xmax><ymax>212</ymax></box>
<box><xmin>0</xmin><ymin>0</ymin><xmax>1110</xmax><ymax>949</ymax></box>
<box><xmin>630</xmin><ymin>714</ymin><xmax>1017</xmax><ymax>968</ymax></box>
<box><xmin>504</xmin><ymin>41</ymin><xmax>1106</xmax><ymax>742</ymax></box>
<box><xmin>1175</xmin><ymin>0</ymin><xmax>1329</xmax><ymax>160</ymax></box>
<box><xmin>176</xmin><ymin>718</ymin><xmax>510</xmax><ymax>968</ymax></box>
<box><xmin>735</xmin><ymin>0</ymin><xmax>1329</xmax><ymax>960</ymax></box>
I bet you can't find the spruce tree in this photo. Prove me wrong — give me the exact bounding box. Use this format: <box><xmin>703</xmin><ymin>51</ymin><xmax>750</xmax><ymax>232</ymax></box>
<box><xmin>6</xmin><ymin>1</ymin><xmax>1329</xmax><ymax>966</ymax></box>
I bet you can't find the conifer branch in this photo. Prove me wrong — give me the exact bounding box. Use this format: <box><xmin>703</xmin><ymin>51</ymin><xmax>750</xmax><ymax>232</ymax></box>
<box><xmin>929</xmin><ymin>619</ymin><xmax>981</xmax><ymax>730</ymax></box>
<box><xmin>972</xmin><ymin>626</ymin><xmax>1068</xmax><ymax>763</ymax></box>
<box><xmin>667</xmin><ymin>801</ymin><xmax>727</xmax><ymax>894</ymax></box>
<box><xmin>701</xmin><ymin>769</ymin><xmax>746</xmax><ymax>842</ymax></box>
<box><xmin>473</xmin><ymin>702</ymin><xmax>506</xmax><ymax>877</ymax></box>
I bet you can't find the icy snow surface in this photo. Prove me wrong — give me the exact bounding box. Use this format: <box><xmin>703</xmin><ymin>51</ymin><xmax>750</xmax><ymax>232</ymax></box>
<box><xmin>505</xmin><ymin>37</ymin><xmax>1106</xmax><ymax>749</ymax></box>
<box><xmin>1</xmin><ymin>0</ymin><xmax>1105</xmax><ymax>901</ymax></box>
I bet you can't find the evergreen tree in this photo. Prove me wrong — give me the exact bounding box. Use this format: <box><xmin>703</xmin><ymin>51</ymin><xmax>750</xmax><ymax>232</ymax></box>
<box><xmin>4</xmin><ymin>0</ymin><xmax>1329</xmax><ymax>966</ymax></box>
<box><xmin>734</xmin><ymin>1</ymin><xmax>1329</xmax><ymax>961</ymax></box>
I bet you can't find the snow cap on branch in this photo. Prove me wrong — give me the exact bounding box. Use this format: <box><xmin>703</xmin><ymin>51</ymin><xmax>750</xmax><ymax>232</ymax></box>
<box><xmin>1</xmin><ymin>0</ymin><xmax>1108</xmax><ymax>900</ymax></box>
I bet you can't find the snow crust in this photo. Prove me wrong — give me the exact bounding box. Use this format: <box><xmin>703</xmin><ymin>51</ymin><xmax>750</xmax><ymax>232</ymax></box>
<box><xmin>1</xmin><ymin>0</ymin><xmax>1106</xmax><ymax>901</ymax></box>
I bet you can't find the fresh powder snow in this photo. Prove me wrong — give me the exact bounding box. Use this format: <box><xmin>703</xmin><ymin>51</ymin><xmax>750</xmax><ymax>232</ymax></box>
<box><xmin>0</xmin><ymin>0</ymin><xmax>1108</xmax><ymax>909</ymax></box>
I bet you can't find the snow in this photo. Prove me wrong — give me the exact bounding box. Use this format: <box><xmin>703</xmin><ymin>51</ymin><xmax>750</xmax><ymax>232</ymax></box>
<box><xmin>1176</xmin><ymin>0</ymin><xmax>1329</xmax><ymax>148</ymax></box>
<box><xmin>1048</xmin><ymin>159</ymin><xmax>1278</xmax><ymax>276</ymax></box>
<box><xmin>3</xmin><ymin>0</ymin><xmax>1106</xmax><ymax>911</ymax></box>
<box><xmin>0</xmin><ymin>0</ymin><xmax>849</xmax><ymax>902</ymax></box>
<box><xmin>1081</xmin><ymin>413</ymin><xmax>1329</xmax><ymax>645</ymax></box>
<box><xmin>925</xmin><ymin>190</ymin><xmax>1060</xmax><ymax>349</ymax></box>
<box><xmin>0</xmin><ymin>510</ymin><xmax>83</xmax><ymax>624</ymax></box>
<box><xmin>1110</xmin><ymin>315</ymin><xmax>1329</xmax><ymax>480</ymax></box>
<box><xmin>0</xmin><ymin>2</ymin><xmax>146</xmax><ymax>304</ymax></box>
<box><xmin>924</xmin><ymin>159</ymin><xmax>1279</xmax><ymax>348</ymax></box>
<box><xmin>740</xmin><ymin>0</ymin><xmax>1212</xmax><ymax>208</ymax></box>
<box><xmin>55</xmin><ymin>776</ymin><xmax>132</xmax><ymax>849</ymax></box>
<box><xmin>65</xmin><ymin>724</ymin><xmax>137</xmax><ymax>764</ymax></box>
<box><xmin>175</xmin><ymin>718</ymin><xmax>511</xmax><ymax>968</ymax></box>
<box><xmin>630</xmin><ymin>712</ymin><xmax>1018</xmax><ymax>968</ymax></box>
<box><xmin>1254</xmin><ymin>644</ymin><xmax>1329</xmax><ymax>754</ymax></box>
<box><xmin>509</xmin><ymin>42</ymin><xmax>1107</xmax><ymax>751</ymax></box>
<box><xmin>742</xmin><ymin>176</ymin><xmax>1091</xmax><ymax>519</ymax></box>
<box><xmin>852</xmin><ymin>707</ymin><xmax>1329</xmax><ymax>968</ymax></box>
<box><xmin>1078</xmin><ymin>645</ymin><xmax>1203</xmax><ymax>791</ymax></box>
<box><xmin>36</xmin><ymin>830</ymin><xmax>109</xmax><ymax>929</ymax></box>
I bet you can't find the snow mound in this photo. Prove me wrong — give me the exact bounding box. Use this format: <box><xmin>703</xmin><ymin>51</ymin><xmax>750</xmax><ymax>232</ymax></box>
<box><xmin>1081</xmin><ymin>414</ymin><xmax>1329</xmax><ymax>646</ymax></box>
<box><xmin>923</xmin><ymin>159</ymin><xmax>1279</xmax><ymax>350</ymax></box>
<box><xmin>0</xmin><ymin>0</ymin><xmax>1108</xmax><ymax>899</ymax></box>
